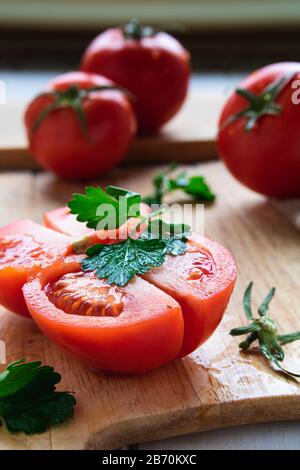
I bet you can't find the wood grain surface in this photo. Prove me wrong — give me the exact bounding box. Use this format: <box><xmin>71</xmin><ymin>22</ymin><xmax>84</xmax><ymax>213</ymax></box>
<box><xmin>0</xmin><ymin>90</ymin><xmax>225</xmax><ymax>168</ymax></box>
<box><xmin>0</xmin><ymin>162</ymin><xmax>299</xmax><ymax>450</ymax></box>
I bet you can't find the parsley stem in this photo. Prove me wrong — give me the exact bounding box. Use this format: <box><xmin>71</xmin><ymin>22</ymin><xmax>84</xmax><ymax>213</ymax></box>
<box><xmin>129</xmin><ymin>206</ymin><xmax>167</xmax><ymax>239</ymax></box>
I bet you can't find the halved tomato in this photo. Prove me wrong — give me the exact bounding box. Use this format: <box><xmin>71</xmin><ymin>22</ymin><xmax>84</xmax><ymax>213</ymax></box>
<box><xmin>23</xmin><ymin>256</ymin><xmax>184</xmax><ymax>374</ymax></box>
<box><xmin>0</xmin><ymin>214</ymin><xmax>236</xmax><ymax>372</ymax></box>
<box><xmin>0</xmin><ymin>220</ymin><xmax>73</xmax><ymax>317</ymax></box>
<box><xmin>42</xmin><ymin>212</ymin><xmax>237</xmax><ymax>358</ymax></box>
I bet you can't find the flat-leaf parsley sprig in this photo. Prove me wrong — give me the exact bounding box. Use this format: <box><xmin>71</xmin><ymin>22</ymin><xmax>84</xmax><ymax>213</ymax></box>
<box><xmin>0</xmin><ymin>359</ymin><xmax>76</xmax><ymax>434</ymax></box>
<box><xmin>143</xmin><ymin>163</ymin><xmax>215</xmax><ymax>206</ymax></box>
<box><xmin>69</xmin><ymin>185</ymin><xmax>191</xmax><ymax>287</ymax></box>
<box><xmin>68</xmin><ymin>185</ymin><xmax>141</xmax><ymax>230</ymax></box>
<box><xmin>230</xmin><ymin>282</ymin><xmax>300</xmax><ymax>379</ymax></box>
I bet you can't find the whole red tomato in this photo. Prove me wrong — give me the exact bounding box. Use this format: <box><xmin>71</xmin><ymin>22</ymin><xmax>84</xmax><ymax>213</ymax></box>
<box><xmin>80</xmin><ymin>19</ymin><xmax>190</xmax><ymax>133</ymax></box>
<box><xmin>25</xmin><ymin>71</ymin><xmax>136</xmax><ymax>180</ymax></box>
<box><xmin>218</xmin><ymin>62</ymin><xmax>300</xmax><ymax>198</ymax></box>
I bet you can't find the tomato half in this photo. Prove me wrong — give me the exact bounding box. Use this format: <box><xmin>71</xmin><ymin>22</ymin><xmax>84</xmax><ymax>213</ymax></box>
<box><xmin>218</xmin><ymin>62</ymin><xmax>300</xmax><ymax>198</ymax></box>
<box><xmin>143</xmin><ymin>233</ymin><xmax>236</xmax><ymax>357</ymax></box>
<box><xmin>24</xmin><ymin>71</ymin><xmax>136</xmax><ymax>180</ymax></box>
<box><xmin>23</xmin><ymin>257</ymin><xmax>184</xmax><ymax>374</ymax></box>
<box><xmin>42</xmin><ymin>213</ymin><xmax>237</xmax><ymax>358</ymax></box>
<box><xmin>0</xmin><ymin>215</ymin><xmax>236</xmax><ymax>372</ymax></box>
<box><xmin>0</xmin><ymin>220</ymin><xmax>72</xmax><ymax>317</ymax></box>
<box><xmin>80</xmin><ymin>22</ymin><xmax>190</xmax><ymax>133</ymax></box>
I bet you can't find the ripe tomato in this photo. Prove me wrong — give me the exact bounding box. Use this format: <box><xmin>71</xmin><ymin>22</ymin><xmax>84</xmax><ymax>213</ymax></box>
<box><xmin>23</xmin><ymin>257</ymin><xmax>184</xmax><ymax>374</ymax></box>
<box><xmin>24</xmin><ymin>71</ymin><xmax>136</xmax><ymax>180</ymax></box>
<box><xmin>81</xmin><ymin>20</ymin><xmax>190</xmax><ymax>133</ymax></box>
<box><xmin>218</xmin><ymin>62</ymin><xmax>300</xmax><ymax>198</ymax></box>
<box><xmin>43</xmin><ymin>213</ymin><xmax>237</xmax><ymax>358</ymax></box>
<box><xmin>0</xmin><ymin>220</ymin><xmax>72</xmax><ymax>316</ymax></box>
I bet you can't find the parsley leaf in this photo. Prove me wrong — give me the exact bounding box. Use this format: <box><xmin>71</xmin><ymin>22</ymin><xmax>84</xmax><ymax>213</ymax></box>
<box><xmin>68</xmin><ymin>186</ymin><xmax>141</xmax><ymax>230</ymax></box>
<box><xmin>174</xmin><ymin>174</ymin><xmax>215</xmax><ymax>201</ymax></box>
<box><xmin>142</xmin><ymin>219</ymin><xmax>190</xmax><ymax>255</ymax></box>
<box><xmin>0</xmin><ymin>359</ymin><xmax>76</xmax><ymax>434</ymax></box>
<box><xmin>145</xmin><ymin>219</ymin><xmax>191</xmax><ymax>240</ymax></box>
<box><xmin>82</xmin><ymin>238</ymin><xmax>167</xmax><ymax>286</ymax></box>
<box><xmin>163</xmin><ymin>238</ymin><xmax>187</xmax><ymax>255</ymax></box>
<box><xmin>69</xmin><ymin>184</ymin><xmax>191</xmax><ymax>286</ymax></box>
<box><xmin>143</xmin><ymin>164</ymin><xmax>215</xmax><ymax>205</ymax></box>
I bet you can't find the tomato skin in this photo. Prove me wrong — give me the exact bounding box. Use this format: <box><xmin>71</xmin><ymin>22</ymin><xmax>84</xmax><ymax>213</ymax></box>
<box><xmin>24</xmin><ymin>71</ymin><xmax>136</xmax><ymax>180</ymax></box>
<box><xmin>81</xmin><ymin>29</ymin><xmax>190</xmax><ymax>133</ymax></box>
<box><xmin>218</xmin><ymin>62</ymin><xmax>300</xmax><ymax>198</ymax></box>
<box><xmin>0</xmin><ymin>220</ymin><xmax>73</xmax><ymax>317</ymax></box>
<box><xmin>23</xmin><ymin>257</ymin><xmax>184</xmax><ymax>374</ymax></box>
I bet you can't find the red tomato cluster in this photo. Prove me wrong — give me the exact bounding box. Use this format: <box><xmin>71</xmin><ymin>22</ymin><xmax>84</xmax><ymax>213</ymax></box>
<box><xmin>25</xmin><ymin>20</ymin><xmax>190</xmax><ymax>180</ymax></box>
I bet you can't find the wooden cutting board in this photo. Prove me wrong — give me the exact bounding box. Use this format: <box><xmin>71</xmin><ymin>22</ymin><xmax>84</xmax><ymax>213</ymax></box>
<box><xmin>0</xmin><ymin>90</ymin><xmax>225</xmax><ymax>169</ymax></box>
<box><xmin>0</xmin><ymin>162</ymin><xmax>299</xmax><ymax>450</ymax></box>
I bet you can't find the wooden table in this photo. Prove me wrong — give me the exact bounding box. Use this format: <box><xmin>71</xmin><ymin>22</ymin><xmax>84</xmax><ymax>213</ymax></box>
<box><xmin>1</xmin><ymin>69</ymin><xmax>300</xmax><ymax>449</ymax></box>
<box><xmin>0</xmin><ymin>162</ymin><xmax>300</xmax><ymax>450</ymax></box>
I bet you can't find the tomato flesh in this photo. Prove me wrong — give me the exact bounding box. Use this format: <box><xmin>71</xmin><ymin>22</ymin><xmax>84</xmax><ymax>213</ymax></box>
<box><xmin>46</xmin><ymin>270</ymin><xmax>125</xmax><ymax>317</ymax></box>
<box><xmin>0</xmin><ymin>220</ymin><xmax>73</xmax><ymax>317</ymax></box>
<box><xmin>23</xmin><ymin>258</ymin><xmax>184</xmax><ymax>374</ymax></box>
<box><xmin>143</xmin><ymin>234</ymin><xmax>236</xmax><ymax>357</ymax></box>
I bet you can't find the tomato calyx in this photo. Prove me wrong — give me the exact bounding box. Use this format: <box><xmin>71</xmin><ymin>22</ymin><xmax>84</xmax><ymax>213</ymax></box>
<box><xmin>31</xmin><ymin>84</ymin><xmax>130</xmax><ymax>143</ymax></box>
<box><xmin>122</xmin><ymin>18</ymin><xmax>156</xmax><ymax>41</ymax></box>
<box><xmin>230</xmin><ymin>282</ymin><xmax>300</xmax><ymax>379</ymax></box>
<box><xmin>223</xmin><ymin>73</ymin><xmax>295</xmax><ymax>132</ymax></box>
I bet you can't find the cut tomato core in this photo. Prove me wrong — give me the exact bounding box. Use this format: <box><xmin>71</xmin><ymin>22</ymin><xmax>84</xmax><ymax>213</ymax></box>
<box><xmin>45</xmin><ymin>271</ymin><xmax>125</xmax><ymax>317</ymax></box>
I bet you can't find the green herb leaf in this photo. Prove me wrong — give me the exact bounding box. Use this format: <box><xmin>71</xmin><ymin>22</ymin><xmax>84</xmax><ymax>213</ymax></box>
<box><xmin>82</xmin><ymin>238</ymin><xmax>167</xmax><ymax>286</ymax></box>
<box><xmin>162</xmin><ymin>238</ymin><xmax>188</xmax><ymax>256</ymax></box>
<box><xmin>230</xmin><ymin>283</ymin><xmax>300</xmax><ymax>379</ymax></box>
<box><xmin>172</xmin><ymin>174</ymin><xmax>215</xmax><ymax>202</ymax></box>
<box><xmin>0</xmin><ymin>359</ymin><xmax>76</xmax><ymax>434</ymax></box>
<box><xmin>145</xmin><ymin>219</ymin><xmax>191</xmax><ymax>241</ymax></box>
<box><xmin>143</xmin><ymin>164</ymin><xmax>215</xmax><ymax>205</ymax></box>
<box><xmin>68</xmin><ymin>185</ymin><xmax>141</xmax><ymax>230</ymax></box>
<box><xmin>69</xmin><ymin>184</ymin><xmax>191</xmax><ymax>285</ymax></box>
